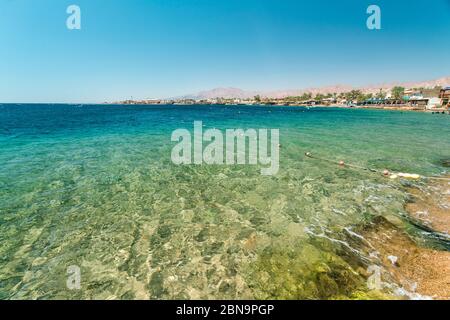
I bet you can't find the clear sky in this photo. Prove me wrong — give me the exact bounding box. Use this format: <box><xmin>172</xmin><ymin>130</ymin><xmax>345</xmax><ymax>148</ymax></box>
<box><xmin>1</xmin><ymin>0</ymin><xmax>450</xmax><ymax>103</ymax></box>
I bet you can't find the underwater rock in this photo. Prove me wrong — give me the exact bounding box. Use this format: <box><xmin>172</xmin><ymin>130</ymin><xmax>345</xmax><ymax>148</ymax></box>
<box><xmin>441</xmin><ymin>159</ymin><xmax>450</xmax><ymax>167</ymax></box>
<box><xmin>194</xmin><ymin>228</ymin><xmax>209</xmax><ymax>242</ymax></box>
<box><xmin>157</xmin><ymin>225</ymin><xmax>172</xmax><ymax>239</ymax></box>
<box><xmin>246</xmin><ymin>242</ymin><xmax>366</xmax><ymax>299</ymax></box>
<box><xmin>387</xmin><ymin>255</ymin><xmax>399</xmax><ymax>267</ymax></box>
<box><xmin>148</xmin><ymin>271</ymin><xmax>166</xmax><ymax>298</ymax></box>
<box><xmin>362</xmin><ymin>216</ymin><xmax>450</xmax><ymax>299</ymax></box>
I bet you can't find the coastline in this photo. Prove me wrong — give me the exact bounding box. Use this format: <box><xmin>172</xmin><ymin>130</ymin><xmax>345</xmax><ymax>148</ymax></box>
<box><xmin>362</xmin><ymin>175</ymin><xmax>450</xmax><ymax>300</ymax></box>
<box><xmin>105</xmin><ymin>101</ymin><xmax>450</xmax><ymax>114</ymax></box>
<box><xmin>356</xmin><ymin>105</ymin><xmax>449</xmax><ymax>113</ymax></box>
<box><xmin>2</xmin><ymin>102</ymin><xmax>449</xmax><ymax>114</ymax></box>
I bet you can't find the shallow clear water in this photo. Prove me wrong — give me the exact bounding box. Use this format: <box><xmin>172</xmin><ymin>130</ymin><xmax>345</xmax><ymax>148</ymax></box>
<box><xmin>0</xmin><ymin>104</ymin><xmax>449</xmax><ymax>299</ymax></box>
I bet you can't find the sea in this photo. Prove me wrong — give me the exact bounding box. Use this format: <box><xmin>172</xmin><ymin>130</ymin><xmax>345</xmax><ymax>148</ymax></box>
<box><xmin>0</xmin><ymin>104</ymin><xmax>448</xmax><ymax>299</ymax></box>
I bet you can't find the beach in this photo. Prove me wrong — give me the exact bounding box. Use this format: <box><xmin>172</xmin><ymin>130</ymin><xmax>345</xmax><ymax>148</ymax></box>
<box><xmin>0</xmin><ymin>104</ymin><xmax>448</xmax><ymax>299</ymax></box>
<box><xmin>362</xmin><ymin>176</ymin><xmax>450</xmax><ymax>299</ymax></box>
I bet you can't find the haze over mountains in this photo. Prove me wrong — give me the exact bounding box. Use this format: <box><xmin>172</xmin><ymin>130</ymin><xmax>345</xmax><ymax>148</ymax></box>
<box><xmin>178</xmin><ymin>76</ymin><xmax>450</xmax><ymax>100</ymax></box>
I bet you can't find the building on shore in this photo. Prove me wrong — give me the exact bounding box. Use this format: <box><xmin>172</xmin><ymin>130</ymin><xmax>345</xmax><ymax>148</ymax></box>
<box><xmin>115</xmin><ymin>86</ymin><xmax>450</xmax><ymax>111</ymax></box>
<box><xmin>427</xmin><ymin>97</ymin><xmax>442</xmax><ymax>110</ymax></box>
<box><xmin>407</xmin><ymin>98</ymin><xmax>429</xmax><ymax>109</ymax></box>
<box><xmin>440</xmin><ymin>87</ymin><xmax>450</xmax><ymax>109</ymax></box>
<box><xmin>403</xmin><ymin>89</ymin><xmax>424</xmax><ymax>99</ymax></box>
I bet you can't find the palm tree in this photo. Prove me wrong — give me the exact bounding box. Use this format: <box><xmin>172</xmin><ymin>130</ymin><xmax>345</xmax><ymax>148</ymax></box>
<box><xmin>391</xmin><ymin>86</ymin><xmax>405</xmax><ymax>100</ymax></box>
<box><xmin>375</xmin><ymin>89</ymin><xmax>385</xmax><ymax>100</ymax></box>
<box><xmin>345</xmin><ymin>90</ymin><xmax>364</xmax><ymax>103</ymax></box>
<box><xmin>315</xmin><ymin>93</ymin><xmax>325</xmax><ymax>101</ymax></box>
<box><xmin>301</xmin><ymin>93</ymin><xmax>312</xmax><ymax>101</ymax></box>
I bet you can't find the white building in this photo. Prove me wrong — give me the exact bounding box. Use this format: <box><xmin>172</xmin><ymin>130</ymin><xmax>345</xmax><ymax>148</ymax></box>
<box><xmin>426</xmin><ymin>97</ymin><xmax>442</xmax><ymax>110</ymax></box>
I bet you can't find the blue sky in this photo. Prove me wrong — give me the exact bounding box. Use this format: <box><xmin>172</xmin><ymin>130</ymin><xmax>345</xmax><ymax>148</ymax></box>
<box><xmin>1</xmin><ymin>0</ymin><xmax>449</xmax><ymax>103</ymax></box>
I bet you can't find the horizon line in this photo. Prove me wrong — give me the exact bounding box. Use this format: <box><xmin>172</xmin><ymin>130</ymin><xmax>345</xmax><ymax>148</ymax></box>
<box><xmin>1</xmin><ymin>75</ymin><xmax>449</xmax><ymax>105</ymax></box>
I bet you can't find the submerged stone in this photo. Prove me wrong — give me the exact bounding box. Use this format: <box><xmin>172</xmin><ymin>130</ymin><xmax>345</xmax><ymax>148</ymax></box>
<box><xmin>148</xmin><ymin>271</ymin><xmax>166</xmax><ymax>298</ymax></box>
<box><xmin>157</xmin><ymin>225</ymin><xmax>172</xmax><ymax>238</ymax></box>
<box><xmin>245</xmin><ymin>242</ymin><xmax>366</xmax><ymax>299</ymax></box>
<box><xmin>194</xmin><ymin>228</ymin><xmax>209</xmax><ymax>242</ymax></box>
<box><xmin>441</xmin><ymin>159</ymin><xmax>450</xmax><ymax>167</ymax></box>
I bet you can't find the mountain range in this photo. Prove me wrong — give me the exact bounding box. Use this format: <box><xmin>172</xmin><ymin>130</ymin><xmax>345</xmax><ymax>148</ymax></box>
<box><xmin>177</xmin><ymin>76</ymin><xmax>450</xmax><ymax>100</ymax></box>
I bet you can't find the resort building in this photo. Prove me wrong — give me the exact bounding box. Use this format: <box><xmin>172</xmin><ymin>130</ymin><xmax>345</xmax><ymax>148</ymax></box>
<box><xmin>440</xmin><ymin>87</ymin><xmax>450</xmax><ymax>109</ymax></box>
<box><xmin>402</xmin><ymin>89</ymin><xmax>426</xmax><ymax>109</ymax></box>
<box><xmin>407</xmin><ymin>97</ymin><xmax>429</xmax><ymax>109</ymax></box>
<box><xmin>427</xmin><ymin>97</ymin><xmax>442</xmax><ymax>110</ymax></box>
<box><xmin>322</xmin><ymin>97</ymin><xmax>337</xmax><ymax>105</ymax></box>
<box><xmin>145</xmin><ymin>99</ymin><xmax>162</xmax><ymax>105</ymax></box>
<box><xmin>404</xmin><ymin>89</ymin><xmax>420</xmax><ymax>98</ymax></box>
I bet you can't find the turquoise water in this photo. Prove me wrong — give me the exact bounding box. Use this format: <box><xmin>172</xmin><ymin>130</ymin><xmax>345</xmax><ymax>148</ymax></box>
<box><xmin>0</xmin><ymin>104</ymin><xmax>449</xmax><ymax>299</ymax></box>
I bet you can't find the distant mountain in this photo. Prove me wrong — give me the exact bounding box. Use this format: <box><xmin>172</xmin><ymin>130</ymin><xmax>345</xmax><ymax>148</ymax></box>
<box><xmin>178</xmin><ymin>76</ymin><xmax>450</xmax><ymax>99</ymax></box>
<box><xmin>188</xmin><ymin>87</ymin><xmax>259</xmax><ymax>99</ymax></box>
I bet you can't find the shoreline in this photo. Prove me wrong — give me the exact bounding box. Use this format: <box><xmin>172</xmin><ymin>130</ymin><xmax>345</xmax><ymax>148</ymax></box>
<box><xmin>116</xmin><ymin>103</ymin><xmax>450</xmax><ymax>114</ymax></box>
<box><xmin>355</xmin><ymin>105</ymin><xmax>449</xmax><ymax>113</ymax></box>
<box><xmin>362</xmin><ymin>175</ymin><xmax>450</xmax><ymax>300</ymax></box>
<box><xmin>2</xmin><ymin>102</ymin><xmax>449</xmax><ymax>114</ymax></box>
